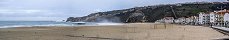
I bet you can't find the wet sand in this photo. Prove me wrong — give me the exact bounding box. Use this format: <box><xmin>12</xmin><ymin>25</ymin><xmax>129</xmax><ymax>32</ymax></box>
<box><xmin>0</xmin><ymin>23</ymin><xmax>227</xmax><ymax>40</ymax></box>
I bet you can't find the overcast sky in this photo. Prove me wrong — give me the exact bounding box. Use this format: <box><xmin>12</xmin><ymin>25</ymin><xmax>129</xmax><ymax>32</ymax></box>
<box><xmin>0</xmin><ymin>0</ymin><xmax>226</xmax><ymax>21</ymax></box>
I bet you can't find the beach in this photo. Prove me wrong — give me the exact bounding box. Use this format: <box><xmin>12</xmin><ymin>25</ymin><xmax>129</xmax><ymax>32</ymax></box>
<box><xmin>0</xmin><ymin>23</ymin><xmax>227</xmax><ymax>40</ymax></box>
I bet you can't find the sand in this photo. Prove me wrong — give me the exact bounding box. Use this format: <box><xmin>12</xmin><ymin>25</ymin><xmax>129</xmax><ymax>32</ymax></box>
<box><xmin>0</xmin><ymin>23</ymin><xmax>227</xmax><ymax>40</ymax></box>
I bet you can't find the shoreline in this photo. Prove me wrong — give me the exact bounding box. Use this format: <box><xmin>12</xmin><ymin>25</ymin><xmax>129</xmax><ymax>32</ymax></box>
<box><xmin>0</xmin><ymin>23</ymin><xmax>126</xmax><ymax>29</ymax></box>
<box><xmin>0</xmin><ymin>23</ymin><xmax>228</xmax><ymax>40</ymax></box>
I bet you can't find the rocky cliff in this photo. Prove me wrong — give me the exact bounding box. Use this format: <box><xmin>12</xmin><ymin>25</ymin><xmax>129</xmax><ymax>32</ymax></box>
<box><xmin>67</xmin><ymin>2</ymin><xmax>229</xmax><ymax>23</ymax></box>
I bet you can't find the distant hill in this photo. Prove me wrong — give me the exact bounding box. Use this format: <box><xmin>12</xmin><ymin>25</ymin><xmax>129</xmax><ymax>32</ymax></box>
<box><xmin>67</xmin><ymin>2</ymin><xmax>229</xmax><ymax>23</ymax></box>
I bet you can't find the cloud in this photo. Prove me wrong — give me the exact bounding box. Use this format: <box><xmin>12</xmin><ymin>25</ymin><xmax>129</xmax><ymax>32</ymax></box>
<box><xmin>0</xmin><ymin>9</ymin><xmax>70</xmax><ymax>17</ymax></box>
<box><xmin>0</xmin><ymin>9</ymin><xmax>41</xmax><ymax>14</ymax></box>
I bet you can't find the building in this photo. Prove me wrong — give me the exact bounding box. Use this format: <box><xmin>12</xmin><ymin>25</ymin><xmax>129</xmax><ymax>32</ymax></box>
<box><xmin>210</xmin><ymin>12</ymin><xmax>216</xmax><ymax>23</ymax></box>
<box><xmin>156</xmin><ymin>17</ymin><xmax>175</xmax><ymax>24</ymax></box>
<box><xmin>190</xmin><ymin>16</ymin><xmax>199</xmax><ymax>25</ymax></box>
<box><xmin>164</xmin><ymin>17</ymin><xmax>174</xmax><ymax>23</ymax></box>
<box><xmin>157</xmin><ymin>9</ymin><xmax>229</xmax><ymax>26</ymax></box>
<box><xmin>224</xmin><ymin>13</ymin><xmax>229</xmax><ymax>26</ymax></box>
<box><xmin>198</xmin><ymin>12</ymin><xmax>210</xmax><ymax>25</ymax></box>
<box><xmin>224</xmin><ymin>13</ymin><xmax>229</xmax><ymax>22</ymax></box>
<box><xmin>214</xmin><ymin>9</ymin><xmax>229</xmax><ymax>26</ymax></box>
<box><xmin>185</xmin><ymin>17</ymin><xmax>192</xmax><ymax>24</ymax></box>
<box><xmin>196</xmin><ymin>9</ymin><xmax>229</xmax><ymax>26</ymax></box>
<box><xmin>174</xmin><ymin>17</ymin><xmax>186</xmax><ymax>24</ymax></box>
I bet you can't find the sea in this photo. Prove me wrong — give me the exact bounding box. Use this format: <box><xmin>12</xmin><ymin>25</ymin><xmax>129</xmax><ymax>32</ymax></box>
<box><xmin>0</xmin><ymin>21</ymin><xmax>123</xmax><ymax>28</ymax></box>
<box><xmin>0</xmin><ymin>21</ymin><xmax>85</xmax><ymax>28</ymax></box>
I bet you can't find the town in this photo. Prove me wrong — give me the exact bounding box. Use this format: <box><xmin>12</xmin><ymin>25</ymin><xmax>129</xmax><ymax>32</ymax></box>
<box><xmin>158</xmin><ymin>9</ymin><xmax>229</xmax><ymax>28</ymax></box>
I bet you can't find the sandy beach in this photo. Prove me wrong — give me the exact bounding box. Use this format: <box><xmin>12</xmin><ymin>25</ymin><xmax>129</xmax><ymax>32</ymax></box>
<box><xmin>0</xmin><ymin>23</ymin><xmax>228</xmax><ymax>40</ymax></box>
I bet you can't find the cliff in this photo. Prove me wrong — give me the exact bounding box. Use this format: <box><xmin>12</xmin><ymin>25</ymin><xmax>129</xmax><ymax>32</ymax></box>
<box><xmin>67</xmin><ymin>2</ymin><xmax>229</xmax><ymax>23</ymax></box>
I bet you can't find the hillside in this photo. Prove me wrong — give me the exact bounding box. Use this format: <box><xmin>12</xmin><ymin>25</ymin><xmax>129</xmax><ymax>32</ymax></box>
<box><xmin>66</xmin><ymin>2</ymin><xmax>229</xmax><ymax>23</ymax></box>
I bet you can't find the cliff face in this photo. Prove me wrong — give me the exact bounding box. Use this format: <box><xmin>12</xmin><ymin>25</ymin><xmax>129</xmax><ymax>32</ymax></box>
<box><xmin>67</xmin><ymin>2</ymin><xmax>229</xmax><ymax>23</ymax></box>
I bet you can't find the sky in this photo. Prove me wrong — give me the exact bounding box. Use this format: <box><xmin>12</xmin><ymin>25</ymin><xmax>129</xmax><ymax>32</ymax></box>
<box><xmin>0</xmin><ymin>0</ymin><xmax>227</xmax><ymax>21</ymax></box>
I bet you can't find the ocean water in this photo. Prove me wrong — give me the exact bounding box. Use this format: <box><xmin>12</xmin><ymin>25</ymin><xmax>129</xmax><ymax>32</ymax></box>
<box><xmin>0</xmin><ymin>21</ymin><xmax>79</xmax><ymax>28</ymax></box>
<box><xmin>0</xmin><ymin>21</ymin><xmax>124</xmax><ymax>28</ymax></box>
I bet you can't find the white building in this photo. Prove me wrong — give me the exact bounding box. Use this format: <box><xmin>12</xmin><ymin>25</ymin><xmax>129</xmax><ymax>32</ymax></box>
<box><xmin>198</xmin><ymin>12</ymin><xmax>204</xmax><ymax>24</ymax></box>
<box><xmin>197</xmin><ymin>10</ymin><xmax>229</xmax><ymax>26</ymax></box>
<box><xmin>156</xmin><ymin>17</ymin><xmax>174</xmax><ymax>24</ymax></box>
<box><xmin>185</xmin><ymin>18</ymin><xmax>192</xmax><ymax>24</ymax></box>
<box><xmin>224</xmin><ymin>13</ymin><xmax>229</xmax><ymax>26</ymax></box>
<box><xmin>160</xmin><ymin>9</ymin><xmax>229</xmax><ymax>26</ymax></box>
<box><xmin>210</xmin><ymin>12</ymin><xmax>216</xmax><ymax>23</ymax></box>
<box><xmin>164</xmin><ymin>17</ymin><xmax>174</xmax><ymax>23</ymax></box>
<box><xmin>198</xmin><ymin>12</ymin><xmax>210</xmax><ymax>25</ymax></box>
<box><xmin>189</xmin><ymin>16</ymin><xmax>199</xmax><ymax>25</ymax></box>
<box><xmin>193</xmin><ymin>16</ymin><xmax>199</xmax><ymax>25</ymax></box>
<box><xmin>224</xmin><ymin>13</ymin><xmax>229</xmax><ymax>22</ymax></box>
<box><xmin>175</xmin><ymin>17</ymin><xmax>186</xmax><ymax>24</ymax></box>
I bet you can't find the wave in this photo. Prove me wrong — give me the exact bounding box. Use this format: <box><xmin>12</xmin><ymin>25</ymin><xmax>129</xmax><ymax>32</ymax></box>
<box><xmin>0</xmin><ymin>25</ymin><xmax>32</xmax><ymax>28</ymax></box>
<box><xmin>0</xmin><ymin>24</ymin><xmax>75</xmax><ymax>28</ymax></box>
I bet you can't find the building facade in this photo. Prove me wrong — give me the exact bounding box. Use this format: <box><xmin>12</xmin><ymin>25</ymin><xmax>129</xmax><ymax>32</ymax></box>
<box><xmin>198</xmin><ymin>12</ymin><xmax>210</xmax><ymax>25</ymax></box>
<box><xmin>157</xmin><ymin>9</ymin><xmax>229</xmax><ymax>27</ymax></box>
